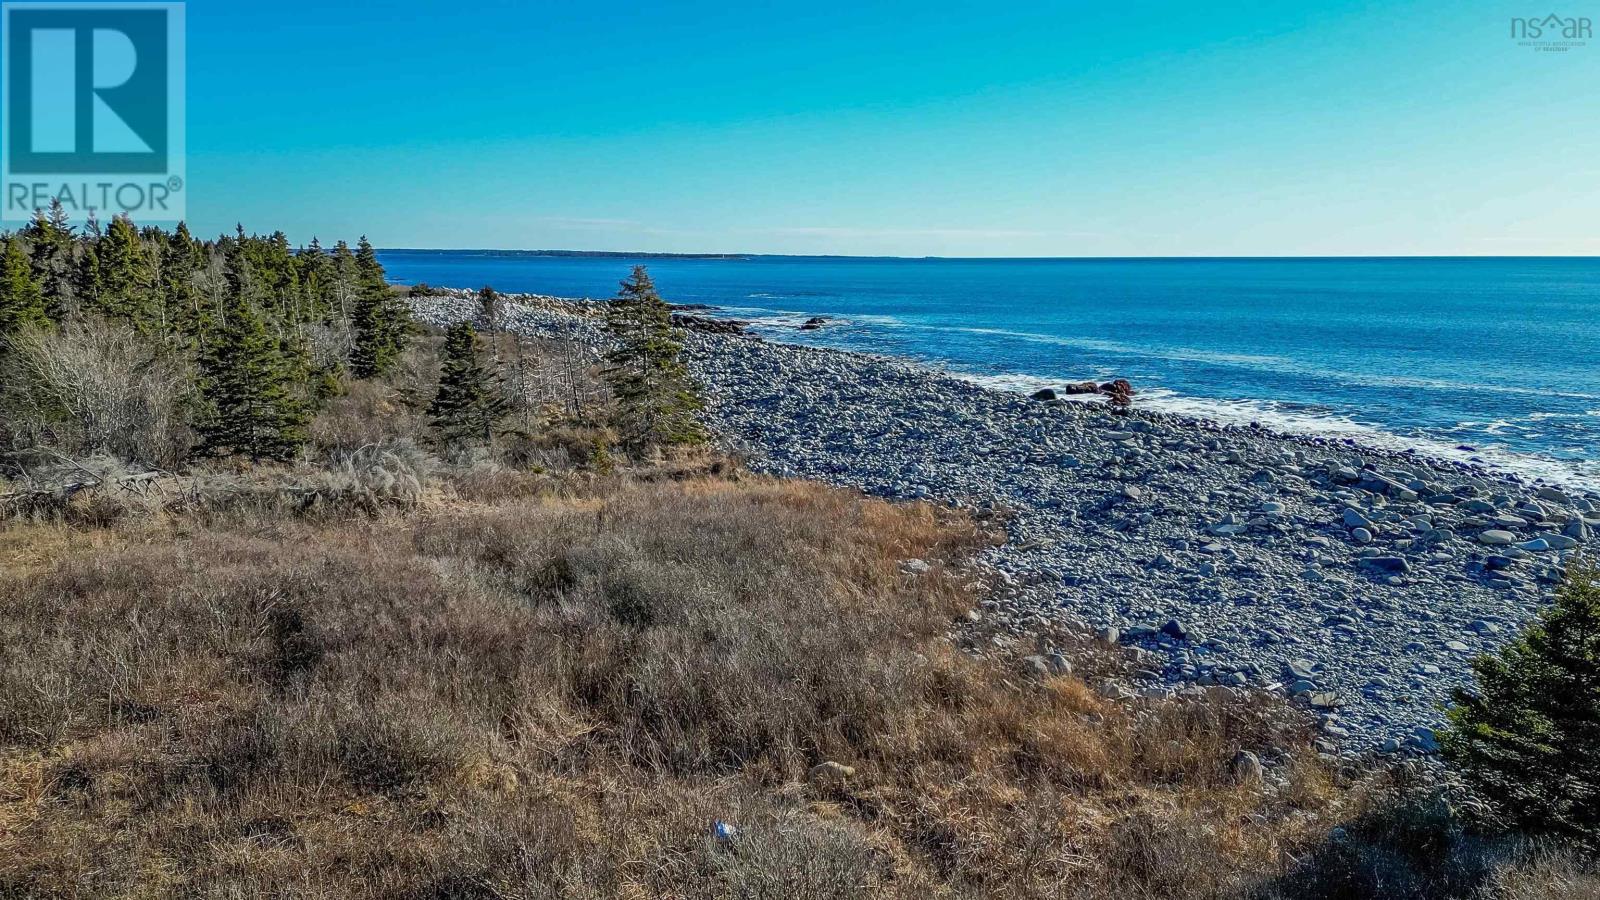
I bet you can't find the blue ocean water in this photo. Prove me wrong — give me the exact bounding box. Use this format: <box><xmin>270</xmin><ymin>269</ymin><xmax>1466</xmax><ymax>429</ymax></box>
<box><xmin>379</xmin><ymin>252</ymin><xmax>1600</xmax><ymax>489</ymax></box>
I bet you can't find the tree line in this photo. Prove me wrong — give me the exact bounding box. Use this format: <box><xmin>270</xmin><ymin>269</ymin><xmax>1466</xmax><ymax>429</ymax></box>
<box><xmin>0</xmin><ymin>204</ymin><xmax>416</xmax><ymax>462</ymax></box>
<box><xmin>0</xmin><ymin>205</ymin><xmax>704</xmax><ymax>467</ymax></box>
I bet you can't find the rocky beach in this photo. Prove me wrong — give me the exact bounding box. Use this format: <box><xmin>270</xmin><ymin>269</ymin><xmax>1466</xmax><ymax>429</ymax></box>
<box><xmin>413</xmin><ymin>291</ymin><xmax>1600</xmax><ymax>755</ymax></box>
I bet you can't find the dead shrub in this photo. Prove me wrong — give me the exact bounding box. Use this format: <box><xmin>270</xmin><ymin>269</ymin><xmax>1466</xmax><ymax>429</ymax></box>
<box><xmin>0</xmin><ymin>454</ymin><xmax>169</xmax><ymax>526</ymax></box>
<box><xmin>0</xmin><ymin>319</ymin><xmax>194</xmax><ymax>467</ymax></box>
<box><xmin>308</xmin><ymin>376</ymin><xmax>428</xmax><ymax>452</ymax></box>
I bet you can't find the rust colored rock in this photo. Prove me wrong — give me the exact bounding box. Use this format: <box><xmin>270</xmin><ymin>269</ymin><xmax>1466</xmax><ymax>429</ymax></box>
<box><xmin>1099</xmin><ymin>379</ymin><xmax>1135</xmax><ymax>406</ymax></box>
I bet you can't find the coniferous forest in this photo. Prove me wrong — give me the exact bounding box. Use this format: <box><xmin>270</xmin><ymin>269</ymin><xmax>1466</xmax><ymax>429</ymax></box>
<box><xmin>0</xmin><ymin>204</ymin><xmax>410</xmax><ymax>467</ymax></box>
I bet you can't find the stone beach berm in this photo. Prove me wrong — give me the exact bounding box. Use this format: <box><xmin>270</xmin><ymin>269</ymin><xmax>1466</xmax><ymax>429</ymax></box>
<box><xmin>412</xmin><ymin>290</ymin><xmax>1599</xmax><ymax>755</ymax></box>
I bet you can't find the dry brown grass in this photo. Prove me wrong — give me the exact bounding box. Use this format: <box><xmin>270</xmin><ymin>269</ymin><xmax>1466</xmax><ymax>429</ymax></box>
<box><xmin>1</xmin><ymin>316</ymin><xmax>1592</xmax><ymax>897</ymax></box>
<box><xmin>0</xmin><ymin>463</ymin><xmax>1376</xmax><ymax>900</ymax></box>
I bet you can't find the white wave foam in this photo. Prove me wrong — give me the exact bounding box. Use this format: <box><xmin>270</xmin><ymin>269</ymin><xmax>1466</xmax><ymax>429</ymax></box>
<box><xmin>831</xmin><ymin>320</ymin><xmax>1600</xmax><ymax>402</ymax></box>
<box><xmin>949</xmin><ymin>327</ymin><xmax>1300</xmax><ymax>369</ymax></box>
<box><xmin>710</xmin><ymin>307</ymin><xmax>1600</xmax><ymax>490</ymax></box>
<box><xmin>952</xmin><ymin>370</ymin><xmax>1600</xmax><ymax>492</ymax></box>
<box><xmin>1142</xmin><ymin>396</ymin><xmax>1597</xmax><ymax>490</ymax></box>
<box><xmin>714</xmin><ymin>305</ymin><xmax>826</xmax><ymax>329</ymax></box>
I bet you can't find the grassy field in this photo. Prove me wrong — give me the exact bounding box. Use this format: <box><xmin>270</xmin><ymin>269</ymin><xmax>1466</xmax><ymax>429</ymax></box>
<box><xmin>0</xmin><ymin>327</ymin><xmax>1591</xmax><ymax>899</ymax></box>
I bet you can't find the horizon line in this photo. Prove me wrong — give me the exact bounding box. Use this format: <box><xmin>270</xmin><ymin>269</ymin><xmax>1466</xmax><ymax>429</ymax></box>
<box><xmin>375</xmin><ymin>248</ymin><xmax>1600</xmax><ymax>262</ymax></box>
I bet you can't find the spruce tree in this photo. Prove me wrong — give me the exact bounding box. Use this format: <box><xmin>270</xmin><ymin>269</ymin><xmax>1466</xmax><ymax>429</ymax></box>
<box><xmin>197</xmin><ymin>267</ymin><xmax>308</xmax><ymax>461</ymax></box>
<box><xmin>160</xmin><ymin>222</ymin><xmax>205</xmax><ymax>345</ymax></box>
<box><xmin>478</xmin><ymin>285</ymin><xmax>502</xmax><ymax>334</ymax></box>
<box><xmin>354</xmin><ymin>236</ymin><xmax>386</xmax><ymax>297</ymax></box>
<box><xmin>350</xmin><ymin>236</ymin><xmax>410</xmax><ymax>378</ymax></box>
<box><xmin>477</xmin><ymin>285</ymin><xmax>503</xmax><ymax>366</ymax></box>
<box><xmin>98</xmin><ymin>214</ymin><xmax>156</xmax><ymax>328</ymax></box>
<box><xmin>298</xmin><ymin>237</ymin><xmax>330</xmax><ymax>321</ymax></box>
<box><xmin>0</xmin><ymin>237</ymin><xmax>49</xmax><ymax>340</ymax></box>
<box><xmin>222</xmin><ymin>240</ymin><xmax>266</xmax><ymax>312</ymax></box>
<box><xmin>73</xmin><ymin>240</ymin><xmax>102</xmax><ymax>312</ymax></box>
<box><xmin>602</xmin><ymin>266</ymin><xmax>705</xmax><ymax>450</ymax></box>
<box><xmin>1441</xmin><ymin>562</ymin><xmax>1600</xmax><ymax>843</ymax></box>
<box><xmin>24</xmin><ymin>201</ymin><xmax>74</xmax><ymax>318</ymax></box>
<box><xmin>329</xmin><ymin>240</ymin><xmax>357</xmax><ymax>319</ymax></box>
<box><xmin>428</xmin><ymin>321</ymin><xmax>506</xmax><ymax>446</ymax></box>
<box><xmin>263</xmin><ymin>230</ymin><xmax>301</xmax><ymax>322</ymax></box>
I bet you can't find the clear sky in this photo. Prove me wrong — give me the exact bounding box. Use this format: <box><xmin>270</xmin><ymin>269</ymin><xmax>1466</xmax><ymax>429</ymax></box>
<box><xmin>181</xmin><ymin>0</ymin><xmax>1600</xmax><ymax>256</ymax></box>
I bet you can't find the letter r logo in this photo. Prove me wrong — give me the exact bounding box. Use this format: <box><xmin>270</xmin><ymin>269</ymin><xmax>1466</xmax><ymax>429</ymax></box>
<box><xmin>5</xmin><ymin>4</ymin><xmax>169</xmax><ymax>173</ymax></box>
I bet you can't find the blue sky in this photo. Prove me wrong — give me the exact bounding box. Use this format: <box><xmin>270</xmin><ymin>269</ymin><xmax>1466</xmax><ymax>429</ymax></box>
<box><xmin>180</xmin><ymin>0</ymin><xmax>1599</xmax><ymax>255</ymax></box>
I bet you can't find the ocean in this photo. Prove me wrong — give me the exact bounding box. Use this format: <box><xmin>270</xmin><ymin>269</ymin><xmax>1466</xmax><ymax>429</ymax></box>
<box><xmin>377</xmin><ymin>252</ymin><xmax>1600</xmax><ymax>490</ymax></box>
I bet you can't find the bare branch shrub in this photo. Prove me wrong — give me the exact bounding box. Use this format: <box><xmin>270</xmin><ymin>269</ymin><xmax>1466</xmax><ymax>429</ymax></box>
<box><xmin>0</xmin><ymin>320</ymin><xmax>194</xmax><ymax>467</ymax></box>
<box><xmin>492</xmin><ymin>332</ymin><xmax>608</xmax><ymax>429</ymax></box>
<box><xmin>303</xmin><ymin>318</ymin><xmax>354</xmax><ymax>373</ymax></box>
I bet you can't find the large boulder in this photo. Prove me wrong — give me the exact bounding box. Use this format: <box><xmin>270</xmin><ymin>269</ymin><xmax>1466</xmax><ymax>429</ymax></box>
<box><xmin>1099</xmin><ymin>379</ymin><xmax>1135</xmax><ymax>406</ymax></box>
<box><xmin>1229</xmin><ymin>750</ymin><xmax>1265</xmax><ymax>784</ymax></box>
<box><xmin>1537</xmin><ymin>486</ymin><xmax>1571</xmax><ymax>505</ymax></box>
<box><xmin>1020</xmin><ymin>655</ymin><xmax>1054</xmax><ymax>680</ymax></box>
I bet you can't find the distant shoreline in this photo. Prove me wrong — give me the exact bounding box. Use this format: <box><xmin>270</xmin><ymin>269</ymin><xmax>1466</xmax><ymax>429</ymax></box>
<box><xmin>379</xmin><ymin>248</ymin><xmax>1600</xmax><ymax>262</ymax></box>
<box><xmin>379</xmin><ymin>248</ymin><xmax>750</xmax><ymax>260</ymax></box>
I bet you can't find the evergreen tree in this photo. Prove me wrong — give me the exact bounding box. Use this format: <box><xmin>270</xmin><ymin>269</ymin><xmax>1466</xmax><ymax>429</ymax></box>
<box><xmin>329</xmin><ymin>240</ymin><xmax>357</xmax><ymax>319</ymax></box>
<box><xmin>23</xmin><ymin>200</ymin><xmax>74</xmax><ymax>318</ymax></box>
<box><xmin>298</xmin><ymin>237</ymin><xmax>330</xmax><ymax>321</ymax></box>
<box><xmin>428</xmin><ymin>321</ymin><xmax>506</xmax><ymax>446</ymax></box>
<box><xmin>197</xmin><ymin>285</ymin><xmax>308</xmax><ymax>462</ymax></box>
<box><xmin>354</xmin><ymin>235</ymin><xmax>387</xmax><ymax>298</ymax></box>
<box><xmin>73</xmin><ymin>240</ymin><xmax>102</xmax><ymax>313</ymax></box>
<box><xmin>98</xmin><ymin>214</ymin><xmax>156</xmax><ymax>328</ymax></box>
<box><xmin>1441</xmin><ymin>562</ymin><xmax>1600</xmax><ymax>843</ymax></box>
<box><xmin>0</xmin><ymin>237</ymin><xmax>49</xmax><ymax>340</ymax></box>
<box><xmin>222</xmin><ymin>240</ymin><xmax>265</xmax><ymax>312</ymax></box>
<box><xmin>160</xmin><ymin>222</ymin><xmax>205</xmax><ymax>344</ymax></box>
<box><xmin>350</xmin><ymin>236</ymin><xmax>410</xmax><ymax>378</ymax></box>
<box><xmin>478</xmin><ymin>285</ymin><xmax>502</xmax><ymax>335</ymax></box>
<box><xmin>602</xmin><ymin>266</ymin><xmax>705</xmax><ymax>450</ymax></box>
<box><xmin>262</xmin><ymin>230</ymin><xmax>301</xmax><ymax>322</ymax></box>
